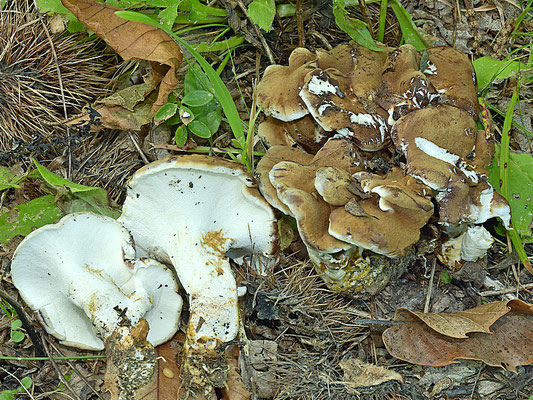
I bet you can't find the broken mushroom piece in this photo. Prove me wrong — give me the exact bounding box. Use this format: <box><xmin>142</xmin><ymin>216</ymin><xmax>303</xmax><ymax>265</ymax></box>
<box><xmin>118</xmin><ymin>155</ymin><xmax>278</xmax><ymax>396</ymax></box>
<box><xmin>11</xmin><ymin>213</ymin><xmax>182</xmax><ymax>399</ymax></box>
<box><xmin>11</xmin><ymin>212</ymin><xmax>181</xmax><ymax>351</ymax></box>
<box><xmin>438</xmin><ymin>225</ymin><xmax>494</xmax><ymax>269</ymax></box>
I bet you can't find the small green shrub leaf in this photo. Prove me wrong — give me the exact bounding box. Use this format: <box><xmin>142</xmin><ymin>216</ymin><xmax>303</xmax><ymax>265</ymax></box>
<box><xmin>473</xmin><ymin>57</ymin><xmax>531</xmax><ymax>92</ymax></box>
<box><xmin>487</xmin><ymin>146</ymin><xmax>533</xmax><ymax>240</ymax></box>
<box><xmin>182</xmin><ymin>90</ymin><xmax>214</xmax><ymax>107</ymax></box>
<box><xmin>248</xmin><ymin>0</ymin><xmax>276</xmax><ymax>31</ymax></box>
<box><xmin>188</xmin><ymin>120</ymin><xmax>212</xmax><ymax>138</ymax></box>
<box><xmin>203</xmin><ymin>110</ymin><xmax>222</xmax><ymax>134</ymax></box>
<box><xmin>0</xmin><ymin>195</ymin><xmax>63</xmax><ymax>243</ymax></box>
<box><xmin>175</xmin><ymin>125</ymin><xmax>188</xmax><ymax>146</ymax></box>
<box><xmin>154</xmin><ymin>102</ymin><xmax>178</xmax><ymax>122</ymax></box>
<box><xmin>158</xmin><ymin>3</ymin><xmax>179</xmax><ymax>29</ymax></box>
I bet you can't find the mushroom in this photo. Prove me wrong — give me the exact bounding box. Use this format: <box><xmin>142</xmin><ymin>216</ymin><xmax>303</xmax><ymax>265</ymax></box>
<box><xmin>257</xmin><ymin>115</ymin><xmax>330</xmax><ymax>153</ymax></box>
<box><xmin>256</xmin><ymin>47</ymin><xmax>316</xmax><ymax>121</ymax></box>
<box><xmin>11</xmin><ymin>212</ymin><xmax>181</xmax><ymax>351</ymax></box>
<box><xmin>299</xmin><ymin>68</ymin><xmax>390</xmax><ymax>151</ymax></box>
<box><xmin>424</xmin><ymin>46</ymin><xmax>479</xmax><ymax>117</ymax></box>
<box><xmin>118</xmin><ymin>155</ymin><xmax>278</xmax><ymax>396</ymax></box>
<box><xmin>11</xmin><ymin>213</ymin><xmax>182</xmax><ymax>399</ymax></box>
<box><xmin>438</xmin><ymin>225</ymin><xmax>494</xmax><ymax>268</ymax></box>
<box><xmin>329</xmin><ymin>168</ymin><xmax>434</xmax><ymax>257</ymax></box>
<box><xmin>377</xmin><ymin>45</ymin><xmax>439</xmax><ymax>125</ymax></box>
<box><xmin>392</xmin><ymin>105</ymin><xmax>510</xmax><ymax>227</ymax></box>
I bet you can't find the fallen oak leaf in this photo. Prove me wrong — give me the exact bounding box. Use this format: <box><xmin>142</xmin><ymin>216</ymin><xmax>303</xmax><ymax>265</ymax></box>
<box><xmin>220</xmin><ymin>345</ymin><xmax>251</xmax><ymax>400</ymax></box>
<box><xmin>61</xmin><ymin>0</ymin><xmax>182</xmax><ymax>113</ymax></box>
<box><xmin>383</xmin><ymin>299</ymin><xmax>533</xmax><ymax>372</ymax></box>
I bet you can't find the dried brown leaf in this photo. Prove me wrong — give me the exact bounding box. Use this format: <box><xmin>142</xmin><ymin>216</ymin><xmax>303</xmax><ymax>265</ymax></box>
<box><xmin>61</xmin><ymin>0</ymin><xmax>182</xmax><ymax>112</ymax></box>
<box><xmin>220</xmin><ymin>346</ymin><xmax>251</xmax><ymax>400</ymax></box>
<box><xmin>383</xmin><ymin>300</ymin><xmax>533</xmax><ymax>372</ymax></box>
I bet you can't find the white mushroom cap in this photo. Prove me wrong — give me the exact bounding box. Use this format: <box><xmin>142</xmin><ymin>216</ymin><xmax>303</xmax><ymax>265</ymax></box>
<box><xmin>11</xmin><ymin>213</ymin><xmax>182</xmax><ymax>351</ymax></box>
<box><xmin>118</xmin><ymin>155</ymin><xmax>278</xmax><ymax>352</ymax></box>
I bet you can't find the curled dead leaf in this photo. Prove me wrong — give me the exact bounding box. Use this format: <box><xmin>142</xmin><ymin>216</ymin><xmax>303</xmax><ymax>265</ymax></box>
<box><xmin>383</xmin><ymin>300</ymin><xmax>533</xmax><ymax>372</ymax></box>
<box><xmin>61</xmin><ymin>0</ymin><xmax>182</xmax><ymax>113</ymax></box>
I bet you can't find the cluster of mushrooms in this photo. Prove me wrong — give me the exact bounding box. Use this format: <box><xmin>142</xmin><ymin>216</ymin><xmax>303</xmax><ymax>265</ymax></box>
<box><xmin>255</xmin><ymin>42</ymin><xmax>511</xmax><ymax>297</ymax></box>
<box><xmin>9</xmin><ymin>42</ymin><xmax>512</xmax><ymax>397</ymax></box>
<box><xmin>11</xmin><ymin>156</ymin><xmax>278</xmax><ymax>397</ymax></box>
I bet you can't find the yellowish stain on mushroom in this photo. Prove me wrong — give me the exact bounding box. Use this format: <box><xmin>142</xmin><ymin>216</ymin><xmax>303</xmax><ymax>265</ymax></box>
<box><xmin>201</xmin><ymin>229</ymin><xmax>229</xmax><ymax>258</ymax></box>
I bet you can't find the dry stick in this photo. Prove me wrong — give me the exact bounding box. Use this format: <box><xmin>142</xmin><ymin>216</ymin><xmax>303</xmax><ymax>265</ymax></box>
<box><xmin>296</xmin><ymin>0</ymin><xmax>305</xmax><ymax>47</ymax></box>
<box><xmin>33</xmin><ymin>1</ymin><xmax>71</xmax><ymax>179</ymax></box>
<box><xmin>0</xmin><ymin>288</ymin><xmax>45</xmax><ymax>357</ymax></box>
<box><xmin>479</xmin><ymin>282</ymin><xmax>533</xmax><ymax>297</ymax></box>
<box><xmin>0</xmin><ymin>366</ymin><xmax>36</xmax><ymax>399</ymax></box>
<box><xmin>236</xmin><ymin>0</ymin><xmax>275</xmax><ymax>64</ymax></box>
<box><xmin>47</xmin><ymin>340</ymin><xmax>106</xmax><ymax>400</ymax></box>
<box><xmin>42</xmin><ymin>336</ymin><xmax>83</xmax><ymax>400</ymax></box>
<box><xmin>424</xmin><ymin>257</ymin><xmax>436</xmax><ymax>313</ymax></box>
<box><xmin>128</xmin><ymin>131</ymin><xmax>150</xmax><ymax>165</ymax></box>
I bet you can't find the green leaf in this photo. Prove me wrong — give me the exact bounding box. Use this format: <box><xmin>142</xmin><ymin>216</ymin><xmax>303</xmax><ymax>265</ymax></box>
<box><xmin>10</xmin><ymin>330</ymin><xmax>25</xmax><ymax>343</ymax></box>
<box><xmin>188</xmin><ymin>120</ymin><xmax>213</xmax><ymax>138</ymax></box>
<box><xmin>203</xmin><ymin>109</ymin><xmax>222</xmax><ymax>134</ymax></box>
<box><xmin>182</xmin><ymin>90</ymin><xmax>214</xmax><ymax>107</ymax></box>
<box><xmin>20</xmin><ymin>377</ymin><xmax>32</xmax><ymax>390</ymax></box>
<box><xmin>473</xmin><ymin>57</ymin><xmax>531</xmax><ymax>92</ymax></box>
<box><xmin>332</xmin><ymin>0</ymin><xmax>383</xmax><ymax>52</ymax></box>
<box><xmin>175</xmin><ymin>125</ymin><xmax>188</xmax><ymax>146</ymax></box>
<box><xmin>32</xmin><ymin>160</ymin><xmax>119</xmax><ymax>218</ymax></box>
<box><xmin>439</xmin><ymin>270</ymin><xmax>453</xmax><ymax>284</ymax></box>
<box><xmin>488</xmin><ymin>146</ymin><xmax>533</xmax><ymax>240</ymax></box>
<box><xmin>389</xmin><ymin>0</ymin><xmax>431</xmax><ymax>50</ymax></box>
<box><xmin>248</xmin><ymin>0</ymin><xmax>276</xmax><ymax>32</ymax></box>
<box><xmin>0</xmin><ymin>167</ymin><xmax>25</xmax><ymax>191</ymax></box>
<box><xmin>185</xmin><ymin>63</ymin><xmax>214</xmax><ymax>94</ymax></box>
<box><xmin>158</xmin><ymin>3</ymin><xmax>179</xmax><ymax>29</ymax></box>
<box><xmin>11</xmin><ymin>319</ymin><xmax>22</xmax><ymax>330</ymax></box>
<box><xmin>154</xmin><ymin>102</ymin><xmax>178</xmax><ymax>122</ymax></box>
<box><xmin>0</xmin><ymin>393</ymin><xmax>15</xmax><ymax>400</ymax></box>
<box><xmin>0</xmin><ymin>195</ymin><xmax>63</xmax><ymax>243</ymax></box>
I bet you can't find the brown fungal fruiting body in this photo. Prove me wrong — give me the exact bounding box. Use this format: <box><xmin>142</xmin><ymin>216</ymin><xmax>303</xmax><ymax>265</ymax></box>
<box><xmin>256</xmin><ymin>43</ymin><xmax>510</xmax><ymax>296</ymax></box>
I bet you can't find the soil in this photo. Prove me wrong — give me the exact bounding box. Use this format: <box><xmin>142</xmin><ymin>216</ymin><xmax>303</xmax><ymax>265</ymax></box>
<box><xmin>1</xmin><ymin>0</ymin><xmax>532</xmax><ymax>399</ymax></box>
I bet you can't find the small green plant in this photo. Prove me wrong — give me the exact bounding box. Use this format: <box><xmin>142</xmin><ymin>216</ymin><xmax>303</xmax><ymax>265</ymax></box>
<box><xmin>0</xmin><ymin>299</ymin><xmax>25</xmax><ymax>343</ymax></box>
<box><xmin>439</xmin><ymin>270</ymin><xmax>453</xmax><ymax>285</ymax></box>
<box><xmin>0</xmin><ymin>377</ymin><xmax>33</xmax><ymax>400</ymax></box>
<box><xmin>155</xmin><ymin>63</ymin><xmax>222</xmax><ymax>147</ymax></box>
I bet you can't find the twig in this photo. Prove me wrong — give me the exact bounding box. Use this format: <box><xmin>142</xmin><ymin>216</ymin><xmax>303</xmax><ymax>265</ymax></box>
<box><xmin>47</xmin><ymin>340</ymin><xmax>106</xmax><ymax>400</ymax></box>
<box><xmin>0</xmin><ymin>288</ymin><xmax>45</xmax><ymax>357</ymax></box>
<box><xmin>128</xmin><ymin>132</ymin><xmax>150</xmax><ymax>164</ymax></box>
<box><xmin>42</xmin><ymin>336</ymin><xmax>83</xmax><ymax>400</ymax></box>
<box><xmin>479</xmin><ymin>282</ymin><xmax>533</xmax><ymax>297</ymax></box>
<box><xmin>424</xmin><ymin>257</ymin><xmax>436</xmax><ymax>313</ymax></box>
<box><xmin>296</xmin><ymin>0</ymin><xmax>305</xmax><ymax>47</ymax></box>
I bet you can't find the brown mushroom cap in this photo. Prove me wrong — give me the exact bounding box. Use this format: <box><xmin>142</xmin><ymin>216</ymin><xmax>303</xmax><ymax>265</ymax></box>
<box><xmin>299</xmin><ymin>69</ymin><xmax>390</xmax><ymax>151</ymax></box>
<box><xmin>269</xmin><ymin>160</ymin><xmax>350</xmax><ymax>253</ymax></box>
<box><xmin>257</xmin><ymin>115</ymin><xmax>330</xmax><ymax>153</ymax></box>
<box><xmin>392</xmin><ymin>105</ymin><xmax>479</xmax><ymax>190</ymax></box>
<box><xmin>377</xmin><ymin>45</ymin><xmax>439</xmax><ymax>125</ymax></box>
<box><xmin>329</xmin><ymin>167</ymin><xmax>434</xmax><ymax>256</ymax></box>
<box><xmin>315</xmin><ymin>166</ymin><xmax>358</xmax><ymax>206</ymax></box>
<box><xmin>255</xmin><ymin>146</ymin><xmax>314</xmax><ymax>215</ymax></box>
<box><xmin>355</xmin><ymin>168</ymin><xmax>434</xmax><ymax>212</ymax></box>
<box><xmin>424</xmin><ymin>46</ymin><xmax>479</xmax><ymax>117</ymax></box>
<box><xmin>256</xmin><ymin>48</ymin><xmax>316</xmax><ymax>121</ymax></box>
